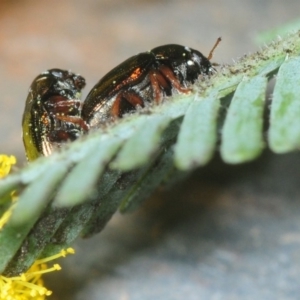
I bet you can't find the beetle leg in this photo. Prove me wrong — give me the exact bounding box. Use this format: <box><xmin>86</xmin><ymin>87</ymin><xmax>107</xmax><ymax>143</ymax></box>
<box><xmin>111</xmin><ymin>93</ymin><xmax>122</xmax><ymax>117</ymax></box>
<box><xmin>44</xmin><ymin>95</ymin><xmax>88</xmax><ymax>133</ymax></box>
<box><xmin>111</xmin><ymin>90</ymin><xmax>144</xmax><ymax>117</ymax></box>
<box><xmin>55</xmin><ymin>115</ymin><xmax>89</xmax><ymax>132</ymax></box>
<box><xmin>149</xmin><ymin>69</ymin><xmax>171</xmax><ymax>103</ymax></box>
<box><xmin>44</xmin><ymin>96</ymin><xmax>81</xmax><ymax>116</ymax></box>
<box><xmin>158</xmin><ymin>65</ymin><xmax>191</xmax><ymax>94</ymax></box>
<box><xmin>48</xmin><ymin>129</ymin><xmax>79</xmax><ymax>143</ymax></box>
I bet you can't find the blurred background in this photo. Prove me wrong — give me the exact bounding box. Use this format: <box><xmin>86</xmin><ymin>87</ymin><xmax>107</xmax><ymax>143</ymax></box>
<box><xmin>1</xmin><ymin>0</ymin><xmax>300</xmax><ymax>299</ymax></box>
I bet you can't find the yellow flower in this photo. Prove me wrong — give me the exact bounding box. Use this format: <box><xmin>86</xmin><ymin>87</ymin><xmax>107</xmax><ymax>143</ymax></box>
<box><xmin>0</xmin><ymin>155</ymin><xmax>75</xmax><ymax>299</ymax></box>
<box><xmin>0</xmin><ymin>248</ymin><xmax>75</xmax><ymax>300</ymax></box>
<box><xmin>0</xmin><ymin>155</ymin><xmax>17</xmax><ymax>229</ymax></box>
<box><xmin>0</xmin><ymin>155</ymin><xmax>16</xmax><ymax>179</ymax></box>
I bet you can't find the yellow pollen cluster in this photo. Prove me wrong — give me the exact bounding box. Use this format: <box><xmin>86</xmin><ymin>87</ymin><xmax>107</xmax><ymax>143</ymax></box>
<box><xmin>0</xmin><ymin>155</ymin><xmax>16</xmax><ymax>179</ymax></box>
<box><xmin>0</xmin><ymin>248</ymin><xmax>75</xmax><ymax>300</ymax></box>
<box><xmin>0</xmin><ymin>154</ymin><xmax>75</xmax><ymax>299</ymax></box>
<box><xmin>0</xmin><ymin>155</ymin><xmax>17</xmax><ymax>229</ymax></box>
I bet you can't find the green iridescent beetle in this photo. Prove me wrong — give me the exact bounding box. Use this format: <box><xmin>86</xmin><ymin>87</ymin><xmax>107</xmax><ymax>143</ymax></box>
<box><xmin>22</xmin><ymin>69</ymin><xmax>88</xmax><ymax>161</ymax></box>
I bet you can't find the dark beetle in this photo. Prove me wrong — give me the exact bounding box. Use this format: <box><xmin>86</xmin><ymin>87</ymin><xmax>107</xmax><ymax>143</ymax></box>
<box><xmin>22</xmin><ymin>69</ymin><xmax>88</xmax><ymax>161</ymax></box>
<box><xmin>82</xmin><ymin>39</ymin><xmax>221</xmax><ymax>128</ymax></box>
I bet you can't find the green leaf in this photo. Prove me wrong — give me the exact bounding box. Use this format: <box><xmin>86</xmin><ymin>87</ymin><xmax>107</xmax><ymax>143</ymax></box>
<box><xmin>111</xmin><ymin>114</ymin><xmax>172</xmax><ymax>170</ymax></box>
<box><xmin>220</xmin><ymin>75</ymin><xmax>267</xmax><ymax>163</ymax></box>
<box><xmin>174</xmin><ymin>93</ymin><xmax>220</xmax><ymax>169</ymax></box>
<box><xmin>1</xmin><ymin>30</ymin><xmax>300</xmax><ymax>276</ymax></box>
<box><xmin>269</xmin><ymin>56</ymin><xmax>300</xmax><ymax>152</ymax></box>
<box><xmin>10</xmin><ymin>162</ymin><xmax>69</xmax><ymax>225</ymax></box>
<box><xmin>119</xmin><ymin>145</ymin><xmax>175</xmax><ymax>213</ymax></box>
<box><xmin>54</xmin><ymin>137</ymin><xmax>122</xmax><ymax>207</ymax></box>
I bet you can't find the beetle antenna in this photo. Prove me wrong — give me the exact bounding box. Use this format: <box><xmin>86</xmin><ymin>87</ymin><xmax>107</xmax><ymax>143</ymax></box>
<box><xmin>207</xmin><ymin>37</ymin><xmax>222</xmax><ymax>60</ymax></box>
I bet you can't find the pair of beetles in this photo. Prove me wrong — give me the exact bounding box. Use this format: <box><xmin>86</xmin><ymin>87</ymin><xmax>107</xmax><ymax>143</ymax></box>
<box><xmin>22</xmin><ymin>39</ymin><xmax>221</xmax><ymax>161</ymax></box>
